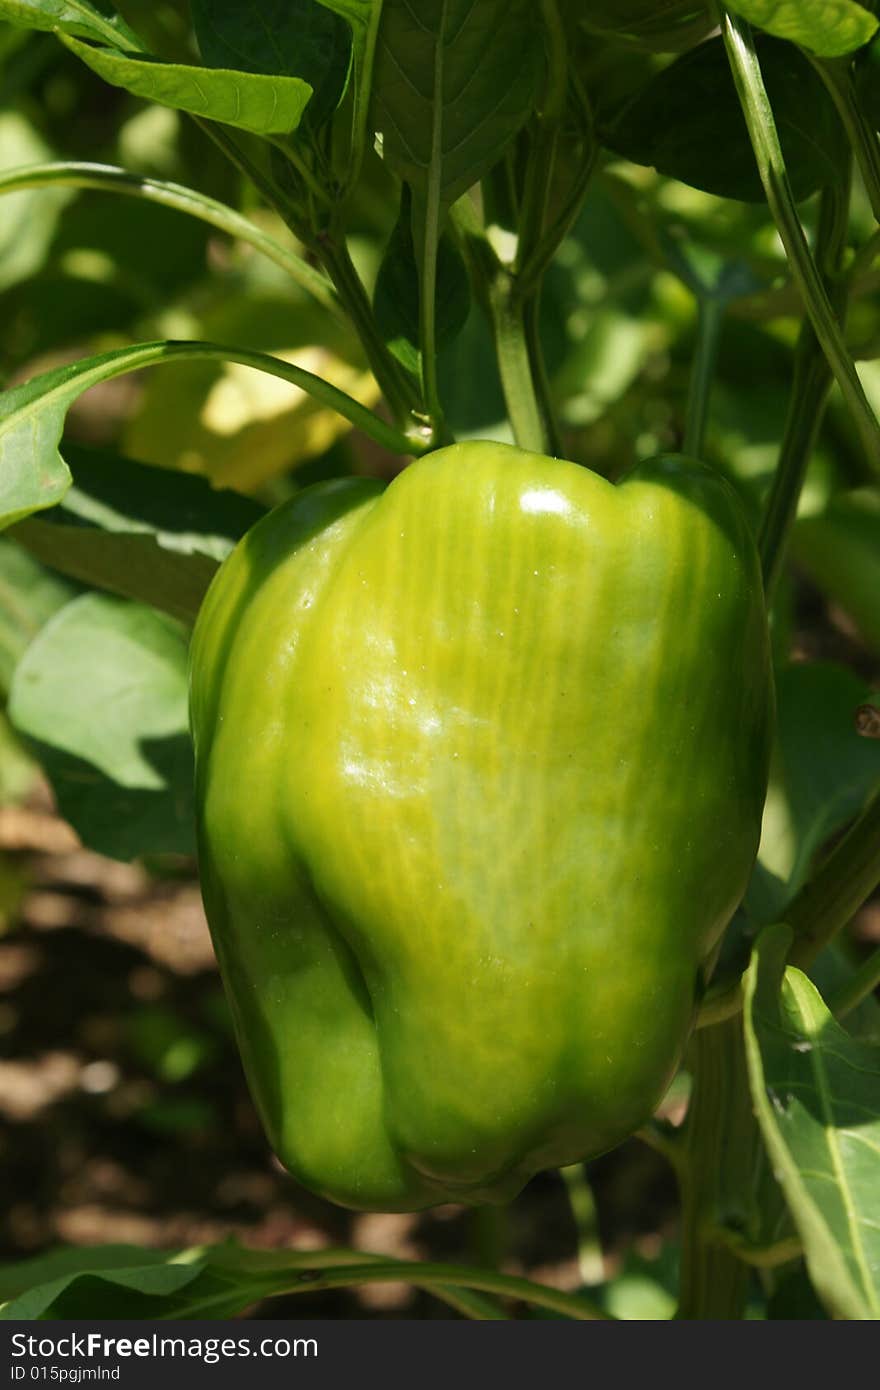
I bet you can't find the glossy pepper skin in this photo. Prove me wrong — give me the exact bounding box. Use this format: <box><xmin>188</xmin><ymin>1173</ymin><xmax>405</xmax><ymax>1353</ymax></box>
<box><xmin>190</xmin><ymin>442</ymin><xmax>773</xmax><ymax>1211</ymax></box>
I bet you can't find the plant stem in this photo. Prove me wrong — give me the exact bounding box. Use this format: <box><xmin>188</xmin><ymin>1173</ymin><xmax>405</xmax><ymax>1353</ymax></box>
<box><xmin>721</xmin><ymin>9</ymin><xmax>880</xmax><ymax>472</ymax></box>
<box><xmin>24</xmin><ymin>338</ymin><xmax>424</xmax><ymax>457</ymax></box>
<box><xmin>849</xmin><ymin>226</ymin><xmax>880</xmax><ymax>283</ymax></box>
<box><xmin>92</xmin><ymin>1</ymin><xmax>422</xmax><ymax>435</ymax></box>
<box><xmin>475</xmin><ymin>0</ymin><xmax>594</xmax><ymax>456</ymax></box>
<box><xmin>414</xmin><ymin>27</ymin><xmax>447</xmax><ymax>434</ymax></box>
<box><xmin>676</xmin><ymin>1019</ymin><xmax>755</xmax><ymax>1320</ymax></box>
<box><xmin>0</xmin><ymin>161</ymin><xmax>342</xmax><ymax>317</ymax></box>
<box><xmin>249</xmin><ymin>1259</ymin><xmax>608</xmax><ymax>1321</ymax></box>
<box><xmin>811</xmin><ymin>57</ymin><xmax>880</xmax><ymax>224</ymax></box>
<box><xmin>636</xmin><ymin>1119</ymin><xmax>685</xmax><ymax>1174</ymax></box>
<box><xmin>318</xmin><ymin>231</ymin><xmax>427</xmax><ymax>434</ymax></box>
<box><xmin>788</xmin><ymin>791</ymin><xmax>880</xmax><ymax>970</ymax></box>
<box><xmin>560</xmin><ymin>1164</ymin><xmax>605</xmax><ymax>1285</ymax></box>
<box><xmin>710</xmin><ymin>1227</ymin><xmax>802</xmax><ymax>1269</ymax></box>
<box><xmin>491</xmin><ymin>272</ymin><xmax>553</xmax><ymax>452</ymax></box>
<box><xmin>334</xmin><ymin>0</ymin><xmax>384</xmax><ymax>200</ymax></box>
<box><xmin>758</xmin><ymin>176</ymin><xmax>851</xmax><ymax>598</ymax></box>
<box><xmin>695</xmin><ymin>975</ymin><xmax>745</xmax><ymax>1029</ymax></box>
<box><xmin>683</xmin><ymin>297</ymin><xmax>724</xmax><ymax>459</ymax></box>
<box><xmin>515</xmin><ymin>0</ymin><xmax>566</xmax><ymax>275</ymax></box>
<box><xmin>827</xmin><ymin>947</ymin><xmax>880</xmax><ymax>1019</ymax></box>
<box><xmin>469</xmin><ymin>1204</ymin><xmax>508</xmax><ymax>1271</ymax></box>
<box><xmin>523</xmin><ymin>292</ymin><xmax>563</xmax><ymax>455</ymax></box>
<box><xmin>759</xmin><ymin>339</ymin><xmax>835</xmax><ymax>596</ymax></box>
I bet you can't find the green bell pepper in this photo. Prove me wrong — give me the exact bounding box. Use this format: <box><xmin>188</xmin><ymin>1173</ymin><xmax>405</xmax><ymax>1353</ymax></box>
<box><xmin>190</xmin><ymin>442</ymin><xmax>773</xmax><ymax>1211</ymax></box>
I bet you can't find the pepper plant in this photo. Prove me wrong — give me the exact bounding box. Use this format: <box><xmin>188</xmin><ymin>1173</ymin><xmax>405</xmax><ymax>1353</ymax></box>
<box><xmin>1</xmin><ymin>0</ymin><xmax>880</xmax><ymax>1322</ymax></box>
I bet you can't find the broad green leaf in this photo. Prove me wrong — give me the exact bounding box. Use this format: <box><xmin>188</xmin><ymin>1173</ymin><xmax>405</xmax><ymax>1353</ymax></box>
<box><xmin>62</xmin><ymin>34</ymin><xmax>314</xmax><ymax>136</ymax></box>
<box><xmin>11</xmin><ymin>445</ymin><xmax>262</xmax><ymax>625</ymax></box>
<box><xmin>371</xmin><ymin>0</ymin><xmax>541</xmax><ymax>205</ymax></box>
<box><xmin>8</xmin><ymin>593</ymin><xmax>194</xmax><ymax>859</ymax></box>
<box><xmin>0</xmin><ymin>1249</ymin><xmax>208</xmax><ymax>1320</ymax></box>
<box><xmin>0</xmin><ymin>0</ymin><xmax>138</xmax><ymax>47</ymax></box>
<box><xmin>374</xmin><ymin>186</ymin><xmax>471</xmax><ymax>375</ymax></box>
<box><xmin>747</xmin><ymin>663</ymin><xmax>880</xmax><ymax>924</ymax></box>
<box><xmin>192</xmin><ymin>0</ymin><xmax>351</xmax><ymax>128</ymax></box>
<box><xmin>0</xmin><ymin>339</ymin><xmax>409</xmax><ymax>532</ymax></box>
<box><xmin>0</xmin><ymin>1245</ymin><xmax>196</xmax><ymax>1303</ymax></box>
<box><xmin>728</xmin><ymin>0</ymin><xmax>878</xmax><ymax>58</ymax></box>
<box><xmin>0</xmin><ymin>540</ymin><xmax>74</xmax><ymax>691</ymax></box>
<box><xmin>809</xmin><ymin>943</ymin><xmax>880</xmax><ymax>1044</ymax></box>
<box><xmin>744</xmin><ymin>924</ymin><xmax>880</xmax><ymax>1320</ymax></box>
<box><xmin>0</xmin><ymin>371</ymin><xmax>74</xmax><ymax>528</ymax></box>
<box><xmin>604</xmin><ymin>36</ymin><xmax>846</xmax><ymax>202</ymax></box>
<box><xmin>793</xmin><ymin>489</ymin><xmax>880</xmax><ymax>654</ymax></box>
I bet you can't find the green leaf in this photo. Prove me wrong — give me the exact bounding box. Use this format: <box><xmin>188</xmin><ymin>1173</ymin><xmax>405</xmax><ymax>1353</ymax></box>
<box><xmin>0</xmin><ymin>1249</ymin><xmax>208</xmax><ymax>1320</ymax></box>
<box><xmin>8</xmin><ymin>593</ymin><xmax>194</xmax><ymax>859</ymax></box>
<box><xmin>371</xmin><ymin>0</ymin><xmax>541</xmax><ymax>205</ymax></box>
<box><xmin>0</xmin><ymin>374</ymin><xmax>74</xmax><ymax>529</ymax></box>
<box><xmin>374</xmin><ymin>186</ymin><xmax>471</xmax><ymax>375</ymax></box>
<box><xmin>727</xmin><ymin>0</ymin><xmax>878</xmax><ymax>58</ymax></box>
<box><xmin>62</xmin><ymin>34</ymin><xmax>314</xmax><ymax>136</ymax></box>
<box><xmin>809</xmin><ymin>944</ymin><xmax>880</xmax><ymax>1044</ymax></box>
<box><xmin>0</xmin><ymin>0</ymin><xmax>138</xmax><ymax>47</ymax></box>
<box><xmin>604</xmin><ymin>35</ymin><xmax>847</xmax><ymax>202</ymax></box>
<box><xmin>743</xmin><ymin>924</ymin><xmax>880</xmax><ymax>1320</ymax></box>
<box><xmin>0</xmin><ymin>541</ymin><xmax>74</xmax><ymax>692</ymax></box>
<box><xmin>11</xmin><ymin>444</ymin><xmax>262</xmax><ymax>625</ymax></box>
<box><xmin>748</xmin><ymin>663</ymin><xmax>880</xmax><ymax>923</ymax></box>
<box><xmin>192</xmin><ymin>0</ymin><xmax>351</xmax><ymax>128</ymax></box>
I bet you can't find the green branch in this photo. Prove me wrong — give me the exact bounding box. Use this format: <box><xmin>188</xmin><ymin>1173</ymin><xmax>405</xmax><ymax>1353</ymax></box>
<box><xmin>0</xmin><ymin>161</ymin><xmax>341</xmax><ymax>316</ymax></box>
<box><xmin>696</xmin><ymin>974</ymin><xmax>745</xmax><ymax>1029</ymax></box>
<box><xmin>318</xmin><ymin>231</ymin><xmax>429</xmax><ymax>437</ymax></box>
<box><xmin>810</xmin><ymin>57</ymin><xmax>880</xmax><ymax>224</ymax></box>
<box><xmin>247</xmin><ymin>1258</ymin><xmax>608</xmax><ymax>1320</ymax></box>
<box><xmin>676</xmin><ymin>1019</ymin><xmax>754</xmax><ymax>1320</ymax></box>
<box><xmin>758</xmin><ymin>175</ymin><xmax>851</xmax><ymax>597</ymax></box>
<box><xmin>491</xmin><ymin>271</ymin><xmax>553</xmax><ymax>452</ymax></box>
<box><xmin>683</xmin><ymin>298</ymin><xmax>724</xmax><ymax>460</ymax></box>
<box><xmin>721</xmin><ymin>9</ymin><xmax>880</xmax><ymax>472</ymax></box>
<box><xmin>710</xmin><ymin>1226</ymin><xmax>802</xmax><ymax>1270</ymax></box>
<box><xmin>10</xmin><ymin>339</ymin><xmax>424</xmax><ymax>458</ymax></box>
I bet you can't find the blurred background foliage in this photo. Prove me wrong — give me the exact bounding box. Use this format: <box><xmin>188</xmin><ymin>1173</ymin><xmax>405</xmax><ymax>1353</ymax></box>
<box><xmin>0</xmin><ymin>3</ymin><xmax>878</xmax><ymax>1319</ymax></box>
